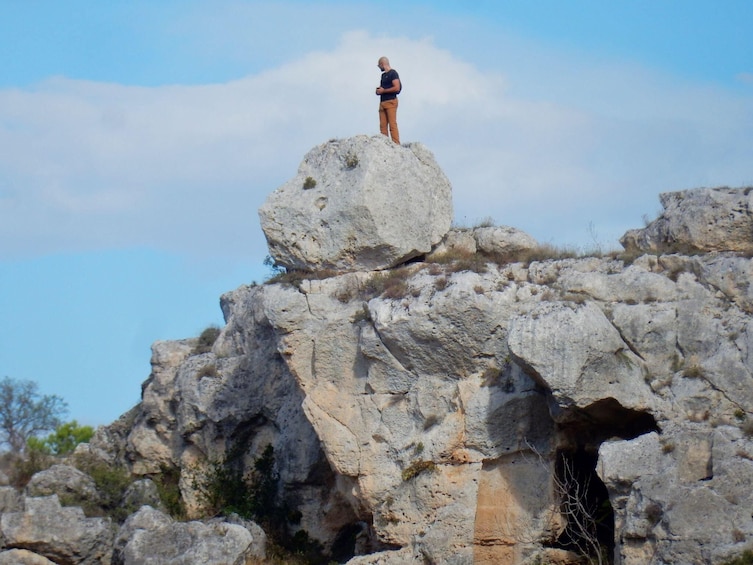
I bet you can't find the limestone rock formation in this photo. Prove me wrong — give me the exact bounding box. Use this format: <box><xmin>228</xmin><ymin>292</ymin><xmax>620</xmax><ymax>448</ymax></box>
<box><xmin>3</xmin><ymin>141</ymin><xmax>752</xmax><ymax>565</ymax></box>
<box><xmin>94</xmin><ymin>246</ymin><xmax>752</xmax><ymax>564</ymax></box>
<box><xmin>259</xmin><ymin>135</ymin><xmax>453</xmax><ymax>272</ymax></box>
<box><xmin>620</xmin><ymin>186</ymin><xmax>753</xmax><ymax>253</ymax></box>
<box><xmin>93</xmin><ymin>174</ymin><xmax>752</xmax><ymax>564</ymax></box>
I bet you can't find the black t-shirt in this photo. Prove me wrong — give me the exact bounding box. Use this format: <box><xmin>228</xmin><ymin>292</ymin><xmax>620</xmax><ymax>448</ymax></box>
<box><xmin>380</xmin><ymin>69</ymin><xmax>400</xmax><ymax>101</ymax></box>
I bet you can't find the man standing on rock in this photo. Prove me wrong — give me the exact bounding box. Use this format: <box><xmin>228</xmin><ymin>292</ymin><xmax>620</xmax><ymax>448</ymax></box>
<box><xmin>376</xmin><ymin>56</ymin><xmax>401</xmax><ymax>144</ymax></box>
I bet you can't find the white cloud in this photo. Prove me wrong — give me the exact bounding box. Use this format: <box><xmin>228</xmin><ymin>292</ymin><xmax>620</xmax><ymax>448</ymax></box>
<box><xmin>1</xmin><ymin>30</ymin><xmax>752</xmax><ymax>260</ymax></box>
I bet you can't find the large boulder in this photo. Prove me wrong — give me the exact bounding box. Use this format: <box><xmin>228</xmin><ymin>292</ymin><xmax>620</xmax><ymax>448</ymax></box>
<box><xmin>26</xmin><ymin>464</ymin><xmax>98</xmax><ymax>502</ymax></box>
<box><xmin>620</xmin><ymin>186</ymin><xmax>753</xmax><ymax>253</ymax></box>
<box><xmin>259</xmin><ymin>135</ymin><xmax>453</xmax><ymax>272</ymax></box>
<box><xmin>117</xmin><ymin>507</ymin><xmax>266</xmax><ymax>565</ymax></box>
<box><xmin>0</xmin><ymin>495</ymin><xmax>115</xmax><ymax>564</ymax></box>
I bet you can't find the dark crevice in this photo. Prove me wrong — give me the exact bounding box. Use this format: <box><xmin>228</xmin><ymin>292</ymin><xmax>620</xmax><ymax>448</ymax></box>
<box><xmin>550</xmin><ymin>447</ymin><xmax>615</xmax><ymax>563</ymax></box>
<box><xmin>555</xmin><ymin>397</ymin><xmax>660</xmax><ymax>445</ymax></box>
<box><xmin>548</xmin><ymin>398</ymin><xmax>660</xmax><ymax>564</ymax></box>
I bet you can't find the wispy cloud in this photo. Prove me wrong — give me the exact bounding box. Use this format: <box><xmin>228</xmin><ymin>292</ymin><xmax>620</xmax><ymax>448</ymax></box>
<box><xmin>1</xmin><ymin>29</ymin><xmax>752</xmax><ymax>260</ymax></box>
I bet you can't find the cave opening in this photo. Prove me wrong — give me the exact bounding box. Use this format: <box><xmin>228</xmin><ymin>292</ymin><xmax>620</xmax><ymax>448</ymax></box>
<box><xmin>552</xmin><ymin>447</ymin><xmax>615</xmax><ymax>564</ymax></box>
<box><xmin>549</xmin><ymin>397</ymin><xmax>660</xmax><ymax>565</ymax></box>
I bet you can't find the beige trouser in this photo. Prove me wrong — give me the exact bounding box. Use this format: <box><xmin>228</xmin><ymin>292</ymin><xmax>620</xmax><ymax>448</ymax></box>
<box><xmin>379</xmin><ymin>99</ymin><xmax>399</xmax><ymax>144</ymax></box>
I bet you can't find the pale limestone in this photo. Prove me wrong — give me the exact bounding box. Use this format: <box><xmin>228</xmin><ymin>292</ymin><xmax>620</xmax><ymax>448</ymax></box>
<box><xmin>259</xmin><ymin>135</ymin><xmax>452</xmax><ymax>272</ymax></box>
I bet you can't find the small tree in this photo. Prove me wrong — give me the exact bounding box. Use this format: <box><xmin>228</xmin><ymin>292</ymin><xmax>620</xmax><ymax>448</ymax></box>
<box><xmin>27</xmin><ymin>420</ymin><xmax>95</xmax><ymax>455</ymax></box>
<box><xmin>0</xmin><ymin>377</ymin><xmax>68</xmax><ymax>453</ymax></box>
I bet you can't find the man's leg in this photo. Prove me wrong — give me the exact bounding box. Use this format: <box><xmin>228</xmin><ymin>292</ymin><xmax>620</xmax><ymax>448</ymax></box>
<box><xmin>384</xmin><ymin>99</ymin><xmax>399</xmax><ymax>144</ymax></box>
<box><xmin>379</xmin><ymin>102</ymin><xmax>389</xmax><ymax>137</ymax></box>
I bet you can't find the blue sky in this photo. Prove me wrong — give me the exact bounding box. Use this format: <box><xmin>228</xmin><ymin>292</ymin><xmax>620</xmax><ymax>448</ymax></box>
<box><xmin>1</xmin><ymin>1</ymin><xmax>752</xmax><ymax>426</ymax></box>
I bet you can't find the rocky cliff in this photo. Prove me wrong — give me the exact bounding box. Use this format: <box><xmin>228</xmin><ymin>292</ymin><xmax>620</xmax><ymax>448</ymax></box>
<box><xmin>2</xmin><ymin>137</ymin><xmax>752</xmax><ymax>565</ymax></box>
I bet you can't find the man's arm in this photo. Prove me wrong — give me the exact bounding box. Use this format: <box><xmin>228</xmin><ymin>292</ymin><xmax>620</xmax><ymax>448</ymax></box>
<box><xmin>376</xmin><ymin>79</ymin><xmax>401</xmax><ymax>95</ymax></box>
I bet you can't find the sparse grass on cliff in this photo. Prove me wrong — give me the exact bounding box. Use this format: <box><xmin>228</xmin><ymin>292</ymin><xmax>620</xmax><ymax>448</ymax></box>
<box><xmin>426</xmin><ymin>243</ymin><xmax>582</xmax><ymax>276</ymax></box>
<box><xmin>401</xmin><ymin>459</ymin><xmax>436</xmax><ymax>481</ymax></box>
<box><xmin>359</xmin><ymin>268</ymin><xmax>411</xmax><ymax>300</ymax></box>
<box><xmin>194</xmin><ymin>325</ymin><xmax>221</xmax><ymax>355</ymax></box>
<box><xmin>720</xmin><ymin>550</ymin><xmax>753</xmax><ymax>565</ymax></box>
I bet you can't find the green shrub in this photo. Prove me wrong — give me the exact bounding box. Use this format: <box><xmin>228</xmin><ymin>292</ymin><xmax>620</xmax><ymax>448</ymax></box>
<box><xmin>194</xmin><ymin>325</ymin><xmax>221</xmax><ymax>354</ymax></box>
<box><xmin>27</xmin><ymin>420</ymin><xmax>95</xmax><ymax>456</ymax></box>
<box><xmin>153</xmin><ymin>464</ymin><xmax>186</xmax><ymax>520</ymax></box>
<box><xmin>194</xmin><ymin>444</ymin><xmax>324</xmax><ymax>563</ymax></box>
<box><xmin>344</xmin><ymin>152</ymin><xmax>359</xmax><ymax>169</ymax></box>
<box><xmin>70</xmin><ymin>453</ymin><xmax>135</xmax><ymax>522</ymax></box>
<box><xmin>302</xmin><ymin>176</ymin><xmax>316</xmax><ymax>189</ymax></box>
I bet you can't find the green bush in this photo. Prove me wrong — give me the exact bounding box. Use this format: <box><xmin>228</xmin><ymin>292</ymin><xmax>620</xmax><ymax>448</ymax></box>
<box><xmin>194</xmin><ymin>325</ymin><xmax>221</xmax><ymax>354</ymax></box>
<box><xmin>71</xmin><ymin>453</ymin><xmax>135</xmax><ymax>523</ymax></box>
<box><xmin>153</xmin><ymin>464</ymin><xmax>186</xmax><ymax>520</ymax></box>
<box><xmin>27</xmin><ymin>420</ymin><xmax>94</xmax><ymax>456</ymax></box>
<box><xmin>194</xmin><ymin>444</ymin><xmax>324</xmax><ymax>563</ymax></box>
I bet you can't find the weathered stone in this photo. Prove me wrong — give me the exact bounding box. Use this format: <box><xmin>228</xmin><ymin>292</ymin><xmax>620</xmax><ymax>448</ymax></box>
<box><xmin>507</xmin><ymin>301</ymin><xmax>654</xmax><ymax>413</ymax></box>
<box><xmin>26</xmin><ymin>464</ymin><xmax>98</xmax><ymax>502</ymax></box>
<box><xmin>259</xmin><ymin>135</ymin><xmax>453</xmax><ymax>272</ymax></box>
<box><xmin>0</xmin><ymin>485</ymin><xmax>23</xmax><ymax>513</ymax></box>
<box><xmin>473</xmin><ymin>225</ymin><xmax>538</xmax><ymax>257</ymax></box>
<box><xmin>0</xmin><ymin>495</ymin><xmax>115</xmax><ymax>564</ymax></box>
<box><xmin>427</xmin><ymin>228</ymin><xmax>477</xmax><ymax>259</ymax></box>
<box><xmin>113</xmin><ymin>505</ymin><xmax>173</xmax><ymax>564</ymax></box>
<box><xmin>86</xmin><ymin>171</ymin><xmax>753</xmax><ymax>565</ymax></box>
<box><xmin>0</xmin><ymin>549</ymin><xmax>57</xmax><ymax>565</ymax></box>
<box><xmin>120</xmin><ymin>515</ymin><xmax>265</xmax><ymax>565</ymax></box>
<box><xmin>620</xmin><ymin>186</ymin><xmax>753</xmax><ymax>253</ymax></box>
<box><xmin>122</xmin><ymin>479</ymin><xmax>163</xmax><ymax>511</ymax></box>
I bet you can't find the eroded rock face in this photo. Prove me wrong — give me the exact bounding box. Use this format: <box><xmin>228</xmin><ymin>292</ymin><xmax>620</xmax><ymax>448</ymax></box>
<box><xmin>82</xmin><ymin>175</ymin><xmax>753</xmax><ymax>565</ymax></box>
<box><xmin>620</xmin><ymin>186</ymin><xmax>753</xmax><ymax>253</ymax></box>
<box><xmin>98</xmin><ymin>249</ymin><xmax>753</xmax><ymax>564</ymax></box>
<box><xmin>259</xmin><ymin>135</ymin><xmax>453</xmax><ymax>272</ymax></box>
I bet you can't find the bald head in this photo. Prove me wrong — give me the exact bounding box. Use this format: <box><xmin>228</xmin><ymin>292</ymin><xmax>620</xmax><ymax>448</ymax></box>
<box><xmin>377</xmin><ymin>57</ymin><xmax>391</xmax><ymax>71</ymax></box>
